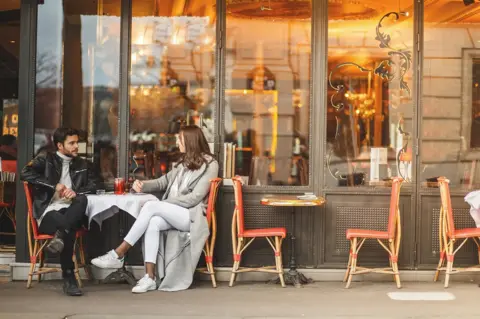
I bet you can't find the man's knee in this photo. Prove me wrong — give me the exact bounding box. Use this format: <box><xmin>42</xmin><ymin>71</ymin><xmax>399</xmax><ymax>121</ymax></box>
<box><xmin>63</xmin><ymin>230</ymin><xmax>76</xmax><ymax>246</ymax></box>
<box><xmin>74</xmin><ymin>194</ymin><xmax>87</xmax><ymax>208</ymax></box>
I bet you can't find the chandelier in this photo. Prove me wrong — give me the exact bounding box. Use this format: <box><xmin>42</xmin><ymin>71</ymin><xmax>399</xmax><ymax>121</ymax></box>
<box><xmin>225</xmin><ymin>0</ymin><xmax>379</xmax><ymax>20</ymax></box>
<box><xmin>226</xmin><ymin>0</ymin><xmax>312</xmax><ymax>20</ymax></box>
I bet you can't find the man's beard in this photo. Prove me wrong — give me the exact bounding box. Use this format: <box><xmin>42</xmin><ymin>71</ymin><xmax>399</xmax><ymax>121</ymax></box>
<box><xmin>64</xmin><ymin>151</ymin><xmax>77</xmax><ymax>158</ymax></box>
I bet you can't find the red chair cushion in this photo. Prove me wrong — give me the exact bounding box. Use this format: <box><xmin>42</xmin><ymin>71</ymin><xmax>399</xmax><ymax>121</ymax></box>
<box><xmin>35</xmin><ymin>228</ymin><xmax>87</xmax><ymax>241</ymax></box>
<box><xmin>346</xmin><ymin>229</ymin><xmax>389</xmax><ymax>240</ymax></box>
<box><xmin>0</xmin><ymin>202</ymin><xmax>13</xmax><ymax>207</ymax></box>
<box><xmin>35</xmin><ymin>234</ymin><xmax>54</xmax><ymax>240</ymax></box>
<box><xmin>453</xmin><ymin>228</ymin><xmax>480</xmax><ymax>239</ymax></box>
<box><xmin>241</xmin><ymin>227</ymin><xmax>287</xmax><ymax>238</ymax></box>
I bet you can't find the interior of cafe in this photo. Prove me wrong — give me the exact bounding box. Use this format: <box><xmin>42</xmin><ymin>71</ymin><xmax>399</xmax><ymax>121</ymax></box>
<box><xmin>0</xmin><ymin>0</ymin><xmax>19</xmax><ymax>251</ymax></box>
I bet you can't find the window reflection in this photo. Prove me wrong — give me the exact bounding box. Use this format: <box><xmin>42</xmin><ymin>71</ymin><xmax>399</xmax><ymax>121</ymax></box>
<box><xmin>35</xmin><ymin>0</ymin><xmax>121</xmax><ymax>187</ymax></box>
<box><xmin>327</xmin><ymin>4</ymin><xmax>414</xmax><ymax>187</ymax></box>
<box><xmin>128</xmin><ymin>0</ymin><xmax>216</xmax><ymax>180</ymax></box>
<box><xmin>421</xmin><ymin>2</ymin><xmax>480</xmax><ymax>189</ymax></box>
<box><xmin>225</xmin><ymin>1</ymin><xmax>312</xmax><ymax>186</ymax></box>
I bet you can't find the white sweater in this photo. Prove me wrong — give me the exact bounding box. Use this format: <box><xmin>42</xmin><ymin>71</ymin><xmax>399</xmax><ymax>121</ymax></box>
<box><xmin>38</xmin><ymin>152</ymin><xmax>73</xmax><ymax>224</ymax></box>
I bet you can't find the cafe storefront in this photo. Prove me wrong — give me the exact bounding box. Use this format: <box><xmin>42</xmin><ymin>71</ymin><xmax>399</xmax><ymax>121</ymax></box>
<box><xmin>5</xmin><ymin>0</ymin><xmax>480</xmax><ymax>278</ymax></box>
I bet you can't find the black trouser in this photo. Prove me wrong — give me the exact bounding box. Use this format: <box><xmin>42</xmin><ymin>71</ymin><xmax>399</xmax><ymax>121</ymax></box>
<box><xmin>38</xmin><ymin>195</ymin><xmax>88</xmax><ymax>272</ymax></box>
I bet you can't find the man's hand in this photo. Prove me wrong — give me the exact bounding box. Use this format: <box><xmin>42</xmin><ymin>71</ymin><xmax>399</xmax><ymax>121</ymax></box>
<box><xmin>132</xmin><ymin>180</ymin><xmax>144</xmax><ymax>193</ymax></box>
<box><xmin>56</xmin><ymin>183</ymin><xmax>66</xmax><ymax>196</ymax></box>
<box><xmin>63</xmin><ymin>188</ymin><xmax>76</xmax><ymax>199</ymax></box>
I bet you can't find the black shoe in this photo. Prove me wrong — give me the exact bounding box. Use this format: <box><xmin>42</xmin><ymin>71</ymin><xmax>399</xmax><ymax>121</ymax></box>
<box><xmin>63</xmin><ymin>270</ymin><xmax>83</xmax><ymax>296</ymax></box>
<box><xmin>45</xmin><ymin>230</ymin><xmax>65</xmax><ymax>255</ymax></box>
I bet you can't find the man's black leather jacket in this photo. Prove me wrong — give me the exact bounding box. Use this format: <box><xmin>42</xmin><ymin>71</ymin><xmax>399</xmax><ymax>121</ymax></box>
<box><xmin>21</xmin><ymin>152</ymin><xmax>97</xmax><ymax>219</ymax></box>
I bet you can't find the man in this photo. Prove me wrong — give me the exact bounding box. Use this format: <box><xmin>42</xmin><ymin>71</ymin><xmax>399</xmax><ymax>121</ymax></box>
<box><xmin>0</xmin><ymin>134</ymin><xmax>17</xmax><ymax>160</ymax></box>
<box><xmin>21</xmin><ymin>128</ymin><xmax>97</xmax><ymax>296</ymax></box>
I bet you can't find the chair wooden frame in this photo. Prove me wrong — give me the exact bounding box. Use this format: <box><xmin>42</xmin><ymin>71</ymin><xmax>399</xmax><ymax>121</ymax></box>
<box><xmin>0</xmin><ymin>202</ymin><xmax>15</xmax><ymax>236</ymax></box>
<box><xmin>343</xmin><ymin>177</ymin><xmax>403</xmax><ymax>289</ymax></box>
<box><xmin>23</xmin><ymin>182</ymin><xmax>91</xmax><ymax>288</ymax></box>
<box><xmin>196</xmin><ymin>178</ymin><xmax>222</xmax><ymax>288</ymax></box>
<box><xmin>229</xmin><ymin>176</ymin><xmax>286</xmax><ymax>287</ymax></box>
<box><xmin>0</xmin><ymin>160</ymin><xmax>17</xmax><ymax>238</ymax></box>
<box><xmin>434</xmin><ymin>177</ymin><xmax>480</xmax><ymax>288</ymax></box>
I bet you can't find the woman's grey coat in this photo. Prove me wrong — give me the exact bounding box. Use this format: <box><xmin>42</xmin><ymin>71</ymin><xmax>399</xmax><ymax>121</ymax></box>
<box><xmin>141</xmin><ymin>157</ymin><xmax>219</xmax><ymax>291</ymax></box>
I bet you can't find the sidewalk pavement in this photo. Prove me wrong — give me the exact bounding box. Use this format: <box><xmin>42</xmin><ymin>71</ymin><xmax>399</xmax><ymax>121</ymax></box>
<box><xmin>0</xmin><ymin>280</ymin><xmax>479</xmax><ymax>319</ymax></box>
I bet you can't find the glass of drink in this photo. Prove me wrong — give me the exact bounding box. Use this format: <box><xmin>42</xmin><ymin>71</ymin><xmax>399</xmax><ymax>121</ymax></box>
<box><xmin>114</xmin><ymin>178</ymin><xmax>125</xmax><ymax>195</ymax></box>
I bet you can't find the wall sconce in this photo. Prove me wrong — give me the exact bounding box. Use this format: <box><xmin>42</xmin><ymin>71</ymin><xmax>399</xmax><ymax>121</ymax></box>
<box><xmin>171</xmin><ymin>24</ymin><xmax>187</xmax><ymax>45</ymax></box>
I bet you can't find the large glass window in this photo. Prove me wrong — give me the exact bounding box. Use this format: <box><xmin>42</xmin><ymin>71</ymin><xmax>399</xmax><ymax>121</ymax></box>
<box><xmin>421</xmin><ymin>2</ymin><xmax>480</xmax><ymax>189</ymax></box>
<box><xmin>326</xmin><ymin>2</ymin><xmax>414</xmax><ymax>188</ymax></box>
<box><xmin>0</xmin><ymin>0</ymin><xmax>20</xmax><ymax>247</ymax></box>
<box><xmin>128</xmin><ymin>0</ymin><xmax>216</xmax><ymax>180</ymax></box>
<box><xmin>224</xmin><ymin>0</ymin><xmax>312</xmax><ymax>186</ymax></box>
<box><xmin>35</xmin><ymin>0</ymin><xmax>121</xmax><ymax>187</ymax></box>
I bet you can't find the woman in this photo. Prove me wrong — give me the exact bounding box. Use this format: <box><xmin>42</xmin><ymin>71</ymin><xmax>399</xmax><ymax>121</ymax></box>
<box><xmin>92</xmin><ymin>125</ymin><xmax>218</xmax><ymax>293</ymax></box>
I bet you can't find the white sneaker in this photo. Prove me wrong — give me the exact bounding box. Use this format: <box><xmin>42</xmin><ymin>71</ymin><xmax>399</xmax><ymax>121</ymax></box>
<box><xmin>132</xmin><ymin>275</ymin><xmax>157</xmax><ymax>294</ymax></box>
<box><xmin>91</xmin><ymin>250</ymin><xmax>124</xmax><ymax>269</ymax></box>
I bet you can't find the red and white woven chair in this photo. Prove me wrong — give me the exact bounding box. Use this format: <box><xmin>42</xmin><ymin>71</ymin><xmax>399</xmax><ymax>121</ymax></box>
<box><xmin>196</xmin><ymin>178</ymin><xmax>222</xmax><ymax>287</ymax></box>
<box><xmin>229</xmin><ymin>176</ymin><xmax>286</xmax><ymax>287</ymax></box>
<box><xmin>434</xmin><ymin>177</ymin><xmax>480</xmax><ymax>287</ymax></box>
<box><xmin>24</xmin><ymin>182</ymin><xmax>91</xmax><ymax>288</ymax></box>
<box><xmin>344</xmin><ymin>177</ymin><xmax>403</xmax><ymax>288</ymax></box>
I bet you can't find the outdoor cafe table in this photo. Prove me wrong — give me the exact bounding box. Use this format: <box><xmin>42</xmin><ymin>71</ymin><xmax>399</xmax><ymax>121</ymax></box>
<box><xmin>85</xmin><ymin>193</ymin><xmax>159</xmax><ymax>285</ymax></box>
<box><xmin>85</xmin><ymin>193</ymin><xmax>159</xmax><ymax>229</ymax></box>
<box><xmin>260</xmin><ymin>195</ymin><xmax>326</xmax><ymax>288</ymax></box>
<box><xmin>466</xmin><ymin>190</ymin><xmax>480</xmax><ymax>227</ymax></box>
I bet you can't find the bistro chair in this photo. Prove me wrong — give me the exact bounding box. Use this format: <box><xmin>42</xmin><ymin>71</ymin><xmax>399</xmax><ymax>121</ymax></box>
<box><xmin>23</xmin><ymin>182</ymin><xmax>90</xmax><ymax>288</ymax></box>
<box><xmin>0</xmin><ymin>160</ymin><xmax>17</xmax><ymax>240</ymax></box>
<box><xmin>344</xmin><ymin>177</ymin><xmax>403</xmax><ymax>288</ymax></box>
<box><xmin>229</xmin><ymin>176</ymin><xmax>286</xmax><ymax>287</ymax></box>
<box><xmin>434</xmin><ymin>177</ymin><xmax>480</xmax><ymax>288</ymax></box>
<box><xmin>196</xmin><ymin>177</ymin><xmax>222</xmax><ymax>287</ymax></box>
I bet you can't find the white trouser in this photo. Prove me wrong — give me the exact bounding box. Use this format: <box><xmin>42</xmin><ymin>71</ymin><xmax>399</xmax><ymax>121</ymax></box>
<box><xmin>123</xmin><ymin>201</ymin><xmax>190</xmax><ymax>264</ymax></box>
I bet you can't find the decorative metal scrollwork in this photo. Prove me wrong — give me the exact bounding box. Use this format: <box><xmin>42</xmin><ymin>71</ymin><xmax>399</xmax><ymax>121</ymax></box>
<box><xmin>396</xmin><ymin>116</ymin><xmax>412</xmax><ymax>182</ymax></box>
<box><xmin>327</xmin><ymin>12</ymin><xmax>412</xmax><ymax>183</ymax></box>
<box><xmin>374</xmin><ymin>12</ymin><xmax>412</xmax><ymax>98</ymax></box>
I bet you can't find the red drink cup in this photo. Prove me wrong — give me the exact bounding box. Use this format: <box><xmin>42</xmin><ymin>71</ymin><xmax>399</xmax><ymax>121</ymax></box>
<box><xmin>114</xmin><ymin>178</ymin><xmax>125</xmax><ymax>194</ymax></box>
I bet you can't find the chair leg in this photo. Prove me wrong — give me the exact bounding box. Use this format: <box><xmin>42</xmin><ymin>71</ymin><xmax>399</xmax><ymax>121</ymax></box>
<box><xmin>346</xmin><ymin>237</ymin><xmax>358</xmax><ymax>289</ymax></box>
<box><xmin>393</xmin><ymin>261</ymin><xmax>401</xmax><ymax>289</ymax></box>
<box><xmin>38</xmin><ymin>251</ymin><xmax>45</xmax><ymax>283</ymax></box>
<box><xmin>229</xmin><ymin>239</ymin><xmax>243</xmax><ymax>287</ymax></box>
<box><xmin>389</xmin><ymin>242</ymin><xmax>401</xmax><ymax>289</ymax></box>
<box><xmin>72</xmin><ymin>239</ymin><xmax>82</xmax><ymax>288</ymax></box>
<box><xmin>343</xmin><ymin>244</ymin><xmax>353</xmax><ymax>283</ymax></box>
<box><xmin>78</xmin><ymin>237</ymin><xmax>92</xmax><ymax>281</ymax></box>
<box><xmin>208</xmin><ymin>262</ymin><xmax>217</xmax><ymax>288</ymax></box>
<box><xmin>274</xmin><ymin>236</ymin><xmax>285</xmax><ymax>288</ymax></box>
<box><xmin>477</xmin><ymin>246</ymin><xmax>480</xmax><ymax>265</ymax></box>
<box><xmin>434</xmin><ymin>250</ymin><xmax>445</xmax><ymax>282</ymax></box>
<box><xmin>444</xmin><ymin>241</ymin><xmax>454</xmax><ymax>288</ymax></box>
<box><xmin>229</xmin><ymin>261</ymin><xmax>240</xmax><ymax>287</ymax></box>
<box><xmin>27</xmin><ymin>241</ymin><xmax>38</xmax><ymax>289</ymax></box>
<box><xmin>205</xmin><ymin>253</ymin><xmax>216</xmax><ymax>288</ymax></box>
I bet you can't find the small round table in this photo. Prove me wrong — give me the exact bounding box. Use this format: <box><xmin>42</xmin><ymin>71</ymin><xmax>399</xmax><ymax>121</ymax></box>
<box><xmin>261</xmin><ymin>195</ymin><xmax>325</xmax><ymax>287</ymax></box>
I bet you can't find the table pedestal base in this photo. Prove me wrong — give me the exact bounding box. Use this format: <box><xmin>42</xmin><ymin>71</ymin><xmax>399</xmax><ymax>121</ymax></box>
<box><xmin>269</xmin><ymin>269</ymin><xmax>313</xmax><ymax>288</ymax></box>
<box><xmin>102</xmin><ymin>266</ymin><xmax>136</xmax><ymax>286</ymax></box>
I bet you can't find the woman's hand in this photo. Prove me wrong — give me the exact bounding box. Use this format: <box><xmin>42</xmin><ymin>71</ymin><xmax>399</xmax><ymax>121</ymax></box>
<box><xmin>132</xmin><ymin>180</ymin><xmax>144</xmax><ymax>193</ymax></box>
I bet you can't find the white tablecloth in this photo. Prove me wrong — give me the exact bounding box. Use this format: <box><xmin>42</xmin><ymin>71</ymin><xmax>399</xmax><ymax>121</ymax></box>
<box><xmin>86</xmin><ymin>193</ymin><xmax>159</xmax><ymax>229</ymax></box>
<box><xmin>465</xmin><ymin>190</ymin><xmax>480</xmax><ymax>227</ymax></box>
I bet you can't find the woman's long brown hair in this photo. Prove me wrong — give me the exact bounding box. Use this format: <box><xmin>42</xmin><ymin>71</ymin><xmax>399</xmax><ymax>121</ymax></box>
<box><xmin>177</xmin><ymin>125</ymin><xmax>214</xmax><ymax>170</ymax></box>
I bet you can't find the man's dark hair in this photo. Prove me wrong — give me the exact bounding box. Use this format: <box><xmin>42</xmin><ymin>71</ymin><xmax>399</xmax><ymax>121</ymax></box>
<box><xmin>0</xmin><ymin>134</ymin><xmax>16</xmax><ymax>147</ymax></box>
<box><xmin>53</xmin><ymin>128</ymin><xmax>80</xmax><ymax>149</ymax></box>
